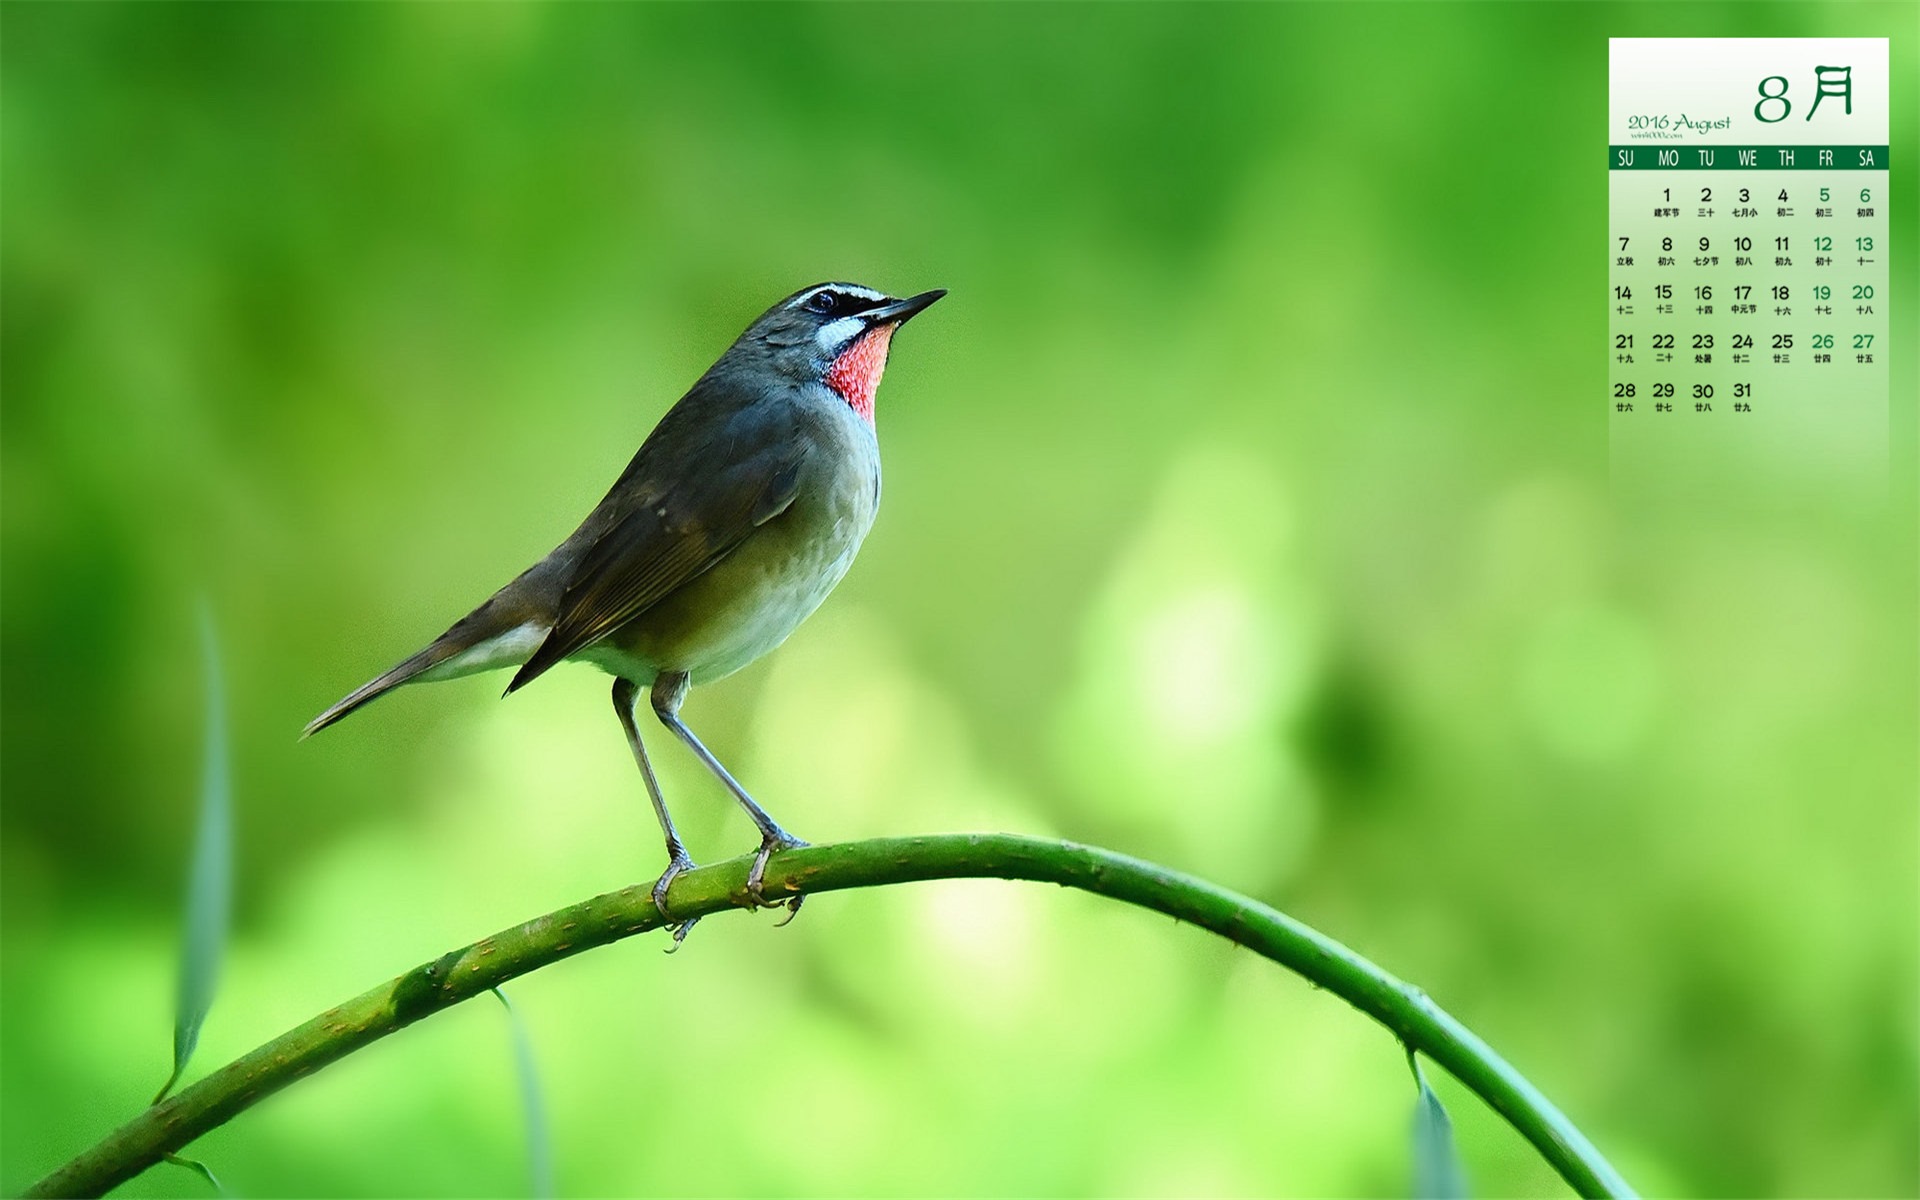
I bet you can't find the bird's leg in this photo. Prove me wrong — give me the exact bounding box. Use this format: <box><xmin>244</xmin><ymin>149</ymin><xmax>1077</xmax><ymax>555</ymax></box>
<box><xmin>651</xmin><ymin>672</ymin><xmax>807</xmax><ymax>916</ymax></box>
<box><xmin>613</xmin><ymin>679</ymin><xmax>698</xmax><ymax>947</ymax></box>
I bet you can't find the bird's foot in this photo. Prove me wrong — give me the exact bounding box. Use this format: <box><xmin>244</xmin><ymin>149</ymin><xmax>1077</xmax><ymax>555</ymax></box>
<box><xmin>651</xmin><ymin>848</ymin><xmax>700</xmax><ymax>950</ymax></box>
<box><xmin>746</xmin><ymin>831</ymin><xmax>808</xmax><ymax>921</ymax></box>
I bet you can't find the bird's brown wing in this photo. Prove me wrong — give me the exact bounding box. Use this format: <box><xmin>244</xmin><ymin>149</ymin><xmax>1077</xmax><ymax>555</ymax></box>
<box><xmin>504</xmin><ymin>391</ymin><xmax>807</xmax><ymax>693</ymax></box>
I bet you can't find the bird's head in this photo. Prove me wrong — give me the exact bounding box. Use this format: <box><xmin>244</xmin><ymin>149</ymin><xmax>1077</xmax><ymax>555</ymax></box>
<box><xmin>733</xmin><ymin>282</ymin><xmax>946</xmax><ymax>423</ymax></box>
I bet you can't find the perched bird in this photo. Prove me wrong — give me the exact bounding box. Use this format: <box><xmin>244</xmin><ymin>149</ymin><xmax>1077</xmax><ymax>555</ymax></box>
<box><xmin>306</xmin><ymin>281</ymin><xmax>945</xmax><ymax>937</ymax></box>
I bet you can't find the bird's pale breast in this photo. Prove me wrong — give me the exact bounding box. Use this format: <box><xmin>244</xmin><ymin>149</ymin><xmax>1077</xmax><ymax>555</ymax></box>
<box><xmin>582</xmin><ymin>400</ymin><xmax>880</xmax><ymax>686</ymax></box>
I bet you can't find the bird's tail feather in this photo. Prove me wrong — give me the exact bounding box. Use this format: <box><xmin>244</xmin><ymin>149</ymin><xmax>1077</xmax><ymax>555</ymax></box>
<box><xmin>302</xmin><ymin>589</ymin><xmax>553</xmax><ymax>738</ymax></box>
<box><xmin>302</xmin><ymin>640</ymin><xmax>465</xmax><ymax>739</ymax></box>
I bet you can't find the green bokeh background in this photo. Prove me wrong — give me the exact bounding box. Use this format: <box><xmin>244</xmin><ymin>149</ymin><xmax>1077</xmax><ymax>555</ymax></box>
<box><xmin>4</xmin><ymin>4</ymin><xmax>1915</xmax><ymax>1196</ymax></box>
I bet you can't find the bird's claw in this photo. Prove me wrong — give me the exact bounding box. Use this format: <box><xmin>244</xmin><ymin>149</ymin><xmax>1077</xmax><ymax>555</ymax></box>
<box><xmin>663</xmin><ymin>917</ymin><xmax>700</xmax><ymax>951</ymax></box>
<box><xmin>746</xmin><ymin>832</ymin><xmax>808</xmax><ymax>912</ymax></box>
<box><xmin>652</xmin><ymin>848</ymin><xmax>699</xmax><ymax>950</ymax></box>
<box><xmin>651</xmin><ymin>848</ymin><xmax>696</xmax><ymax>918</ymax></box>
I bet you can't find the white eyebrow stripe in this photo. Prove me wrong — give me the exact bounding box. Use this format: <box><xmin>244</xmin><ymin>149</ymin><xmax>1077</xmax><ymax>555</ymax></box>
<box><xmin>788</xmin><ymin>284</ymin><xmax>888</xmax><ymax>310</ymax></box>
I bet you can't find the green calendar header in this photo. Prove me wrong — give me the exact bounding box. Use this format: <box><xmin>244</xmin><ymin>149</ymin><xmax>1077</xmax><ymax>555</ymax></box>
<box><xmin>1610</xmin><ymin>145</ymin><xmax>1888</xmax><ymax>170</ymax></box>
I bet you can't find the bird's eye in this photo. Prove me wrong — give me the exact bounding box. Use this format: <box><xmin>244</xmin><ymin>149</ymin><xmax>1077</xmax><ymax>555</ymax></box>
<box><xmin>806</xmin><ymin>290</ymin><xmax>838</xmax><ymax>314</ymax></box>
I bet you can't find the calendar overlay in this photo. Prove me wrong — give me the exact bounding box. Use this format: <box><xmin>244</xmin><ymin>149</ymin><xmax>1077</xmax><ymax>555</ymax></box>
<box><xmin>1609</xmin><ymin>39</ymin><xmax>1890</xmax><ymax>503</ymax></box>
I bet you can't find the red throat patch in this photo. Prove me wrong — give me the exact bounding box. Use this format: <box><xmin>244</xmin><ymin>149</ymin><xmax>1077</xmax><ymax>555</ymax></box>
<box><xmin>824</xmin><ymin>324</ymin><xmax>895</xmax><ymax>424</ymax></box>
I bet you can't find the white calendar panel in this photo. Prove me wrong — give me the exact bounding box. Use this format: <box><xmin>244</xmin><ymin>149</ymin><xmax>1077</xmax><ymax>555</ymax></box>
<box><xmin>1609</xmin><ymin>38</ymin><xmax>1889</xmax><ymax>504</ymax></box>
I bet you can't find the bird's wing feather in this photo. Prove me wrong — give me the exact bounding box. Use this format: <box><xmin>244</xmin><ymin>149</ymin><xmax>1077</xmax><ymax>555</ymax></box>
<box><xmin>505</xmin><ymin>385</ymin><xmax>807</xmax><ymax>692</ymax></box>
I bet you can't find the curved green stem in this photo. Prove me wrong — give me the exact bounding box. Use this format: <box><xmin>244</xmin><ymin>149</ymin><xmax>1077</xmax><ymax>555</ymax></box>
<box><xmin>25</xmin><ymin>834</ymin><xmax>1634</xmax><ymax>1199</ymax></box>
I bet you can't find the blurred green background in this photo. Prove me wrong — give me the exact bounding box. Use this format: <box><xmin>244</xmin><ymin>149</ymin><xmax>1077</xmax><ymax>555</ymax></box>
<box><xmin>4</xmin><ymin>3</ymin><xmax>1915</xmax><ymax>1196</ymax></box>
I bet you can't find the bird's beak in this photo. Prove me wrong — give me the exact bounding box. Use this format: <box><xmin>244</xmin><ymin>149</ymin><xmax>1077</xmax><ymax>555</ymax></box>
<box><xmin>863</xmin><ymin>289</ymin><xmax>947</xmax><ymax>327</ymax></box>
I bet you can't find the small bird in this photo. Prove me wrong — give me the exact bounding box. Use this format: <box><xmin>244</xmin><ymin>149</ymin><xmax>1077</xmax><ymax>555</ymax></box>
<box><xmin>305</xmin><ymin>281</ymin><xmax>945</xmax><ymax>937</ymax></box>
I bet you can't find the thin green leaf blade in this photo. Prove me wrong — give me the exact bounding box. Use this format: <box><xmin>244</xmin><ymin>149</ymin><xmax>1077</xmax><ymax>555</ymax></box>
<box><xmin>163</xmin><ymin>1152</ymin><xmax>228</xmax><ymax>1195</ymax></box>
<box><xmin>1409</xmin><ymin>1051</ymin><xmax>1469</xmax><ymax>1199</ymax></box>
<box><xmin>156</xmin><ymin>604</ymin><xmax>233</xmax><ymax>1104</ymax></box>
<box><xmin>492</xmin><ymin>987</ymin><xmax>553</xmax><ymax>1198</ymax></box>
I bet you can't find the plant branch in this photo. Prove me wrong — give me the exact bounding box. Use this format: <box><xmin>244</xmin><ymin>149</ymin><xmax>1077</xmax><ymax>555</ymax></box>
<box><xmin>25</xmin><ymin>833</ymin><xmax>1634</xmax><ymax>1199</ymax></box>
